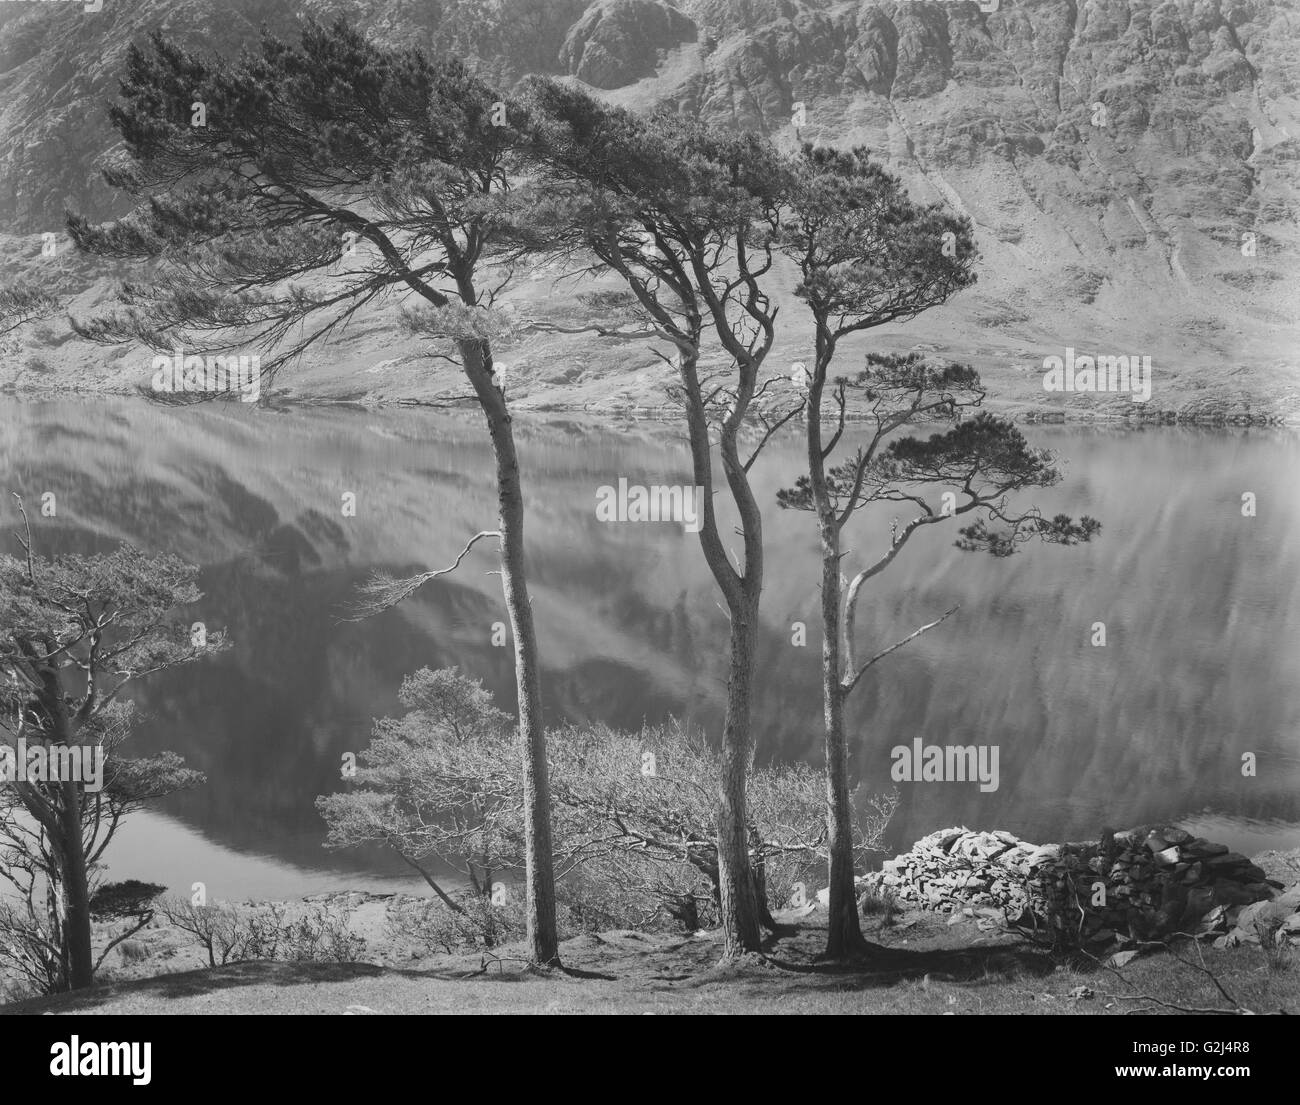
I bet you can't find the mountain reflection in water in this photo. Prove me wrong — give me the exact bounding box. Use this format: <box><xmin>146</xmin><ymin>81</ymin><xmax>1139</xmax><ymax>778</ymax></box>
<box><xmin>2</xmin><ymin>399</ymin><xmax>1296</xmax><ymax>897</ymax></box>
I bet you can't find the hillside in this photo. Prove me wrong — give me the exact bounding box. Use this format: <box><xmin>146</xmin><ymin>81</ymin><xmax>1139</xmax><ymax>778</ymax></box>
<box><xmin>0</xmin><ymin>0</ymin><xmax>1297</xmax><ymax>417</ymax></box>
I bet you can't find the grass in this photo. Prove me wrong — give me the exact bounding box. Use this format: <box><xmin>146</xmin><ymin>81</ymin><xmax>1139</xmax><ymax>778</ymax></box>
<box><xmin>6</xmin><ymin>909</ymin><xmax>1297</xmax><ymax>1016</ymax></box>
<box><xmin>859</xmin><ymin>886</ymin><xmax>899</xmax><ymax>925</ymax></box>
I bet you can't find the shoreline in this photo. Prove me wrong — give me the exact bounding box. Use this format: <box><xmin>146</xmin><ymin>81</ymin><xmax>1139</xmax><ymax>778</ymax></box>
<box><xmin>49</xmin><ymin>840</ymin><xmax>1297</xmax><ymax>999</ymax></box>
<box><xmin>2</xmin><ymin>383</ymin><xmax>1296</xmax><ymax>428</ymax></box>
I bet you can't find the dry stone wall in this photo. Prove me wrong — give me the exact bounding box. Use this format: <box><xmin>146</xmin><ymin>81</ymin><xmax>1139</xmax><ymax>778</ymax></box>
<box><xmin>860</xmin><ymin>825</ymin><xmax>1295</xmax><ymax>947</ymax></box>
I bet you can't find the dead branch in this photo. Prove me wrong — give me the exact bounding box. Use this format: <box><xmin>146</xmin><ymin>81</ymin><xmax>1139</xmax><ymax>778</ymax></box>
<box><xmin>842</xmin><ymin>604</ymin><xmax>959</xmax><ymax>695</ymax></box>
<box><xmin>339</xmin><ymin>530</ymin><xmax>502</xmax><ymax>621</ymax></box>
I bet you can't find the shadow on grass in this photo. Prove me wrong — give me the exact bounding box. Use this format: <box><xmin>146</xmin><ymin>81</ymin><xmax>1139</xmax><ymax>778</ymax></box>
<box><xmin>670</xmin><ymin>922</ymin><xmax>1059</xmax><ymax>994</ymax></box>
<box><xmin>3</xmin><ymin>956</ymin><xmax>628</xmax><ymax>1014</ymax></box>
<box><xmin>769</xmin><ymin>944</ymin><xmax>1058</xmax><ymax>986</ymax></box>
<box><xmin>0</xmin><ymin>959</ymin><xmax>503</xmax><ymax>1015</ymax></box>
<box><xmin>2</xmin><ymin>926</ymin><xmax>1059</xmax><ymax>1013</ymax></box>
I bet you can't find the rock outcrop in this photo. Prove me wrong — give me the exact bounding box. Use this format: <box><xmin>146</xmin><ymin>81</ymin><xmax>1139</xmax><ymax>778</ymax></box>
<box><xmin>560</xmin><ymin>0</ymin><xmax>697</xmax><ymax>88</ymax></box>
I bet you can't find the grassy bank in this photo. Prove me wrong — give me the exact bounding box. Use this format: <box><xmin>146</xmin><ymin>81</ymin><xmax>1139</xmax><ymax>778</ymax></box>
<box><xmin>6</xmin><ymin>903</ymin><xmax>1297</xmax><ymax>1016</ymax></box>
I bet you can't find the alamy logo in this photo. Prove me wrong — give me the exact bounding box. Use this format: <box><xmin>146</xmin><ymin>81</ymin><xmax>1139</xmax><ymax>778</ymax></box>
<box><xmin>595</xmin><ymin>478</ymin><xmax>705</xmax><ymax>533</ymax></box>
<box><xmin>50</xmin><ymin>1038</ymin><xmax>150</xmax><ymax>1085</ymax></box>
<box><xmin>1042</xmin><ymin>347</ymin><xmax>1152</xmax><ymax>403</ymax></box>
<box><xmin>890</xmin><ymin>738</ymin><xmax>1000</xmax><ymax>793</ymax></box>
<box><xmin>151</xmin><ymin>346</ymin><xmax>261</xmax><ymax>403</ymax></box>
<box><xmin>0</xmin><ymin>739</ymin><xmax>104</xmax><ymax>793</ymax></box>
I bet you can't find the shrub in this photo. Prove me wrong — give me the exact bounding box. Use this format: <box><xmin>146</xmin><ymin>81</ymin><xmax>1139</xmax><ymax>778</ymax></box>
<box><xmin>320</xmin><ymin>668</ymin><xmax>899</xmax><ymax>943</ymax></box>
<box><xmin>158</xmin><ymin>899</ymin><xmax>363</xmax><ymax>966</ymax></box>
<box><xmin>388</xmin><ymin>892</ymin><xmax>526</xmax><ymax>955</ymax></box>
<box><xmin>861</xmin><ymin>885</ymin><xmax>899</xmax><ymax>926</ymax></box>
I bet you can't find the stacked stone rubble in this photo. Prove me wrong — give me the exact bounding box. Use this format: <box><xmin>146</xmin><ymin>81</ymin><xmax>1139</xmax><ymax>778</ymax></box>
<box><xmin>859</xmin><ymin>825</ymin><xmax>1293</xmax><ymax>945</ymax></box>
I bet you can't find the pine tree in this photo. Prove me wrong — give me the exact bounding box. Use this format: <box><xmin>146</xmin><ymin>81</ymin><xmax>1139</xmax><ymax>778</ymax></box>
<box><xmin>67</xmin><ymin>19</ymin><xmax>562</xmax><ymax>964</ymax></box>
<box><xmin>777</xmin><ymin>146</ymin><xmax>1099</xmax><ymax>958</ymax></box>
<box><xmin>521</xmin><ymin>80</ymin><xmax>802</xmax><ymax>957</ymax></box>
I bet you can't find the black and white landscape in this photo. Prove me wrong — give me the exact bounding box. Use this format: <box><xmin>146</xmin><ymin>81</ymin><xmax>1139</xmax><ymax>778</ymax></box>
<box><xmin>0</xmin><ymin>0</ymin><xmax>1297</xmax><ymax>1028</ymax></box>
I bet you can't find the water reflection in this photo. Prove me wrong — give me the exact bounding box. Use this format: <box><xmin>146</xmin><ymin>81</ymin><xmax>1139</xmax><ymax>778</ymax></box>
<box><xmin>1</xmin><ymin>398</ymin><xmax>1297</xmax><ymax>895</ymax></box>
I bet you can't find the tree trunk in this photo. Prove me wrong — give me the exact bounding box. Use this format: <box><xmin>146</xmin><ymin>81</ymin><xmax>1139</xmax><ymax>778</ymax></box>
<box><xmin>689</xmin><ymin>839</ymin><xmax>778</xmax><ymax>934</ymax></box>
<box><xmin>32</xmin><ymin>658</ymin><xmax>96</xmax><ymax>990</ymax></box>
<box><xmin>462</xmin><ymin>337</ymin><xmax>559</xmax><ymax>967</ymax></box>
<box><xmin>57</xmin><ymin>779</ymin><xmax>95</xmax><ymax>990</ymax></box>
<box><xmin>672</xmin><ymin>345</ymin><xmax>766</xmax><ymax>959</ymax></box>
<box><xmin>749</xmin><ymin>828</ymin><xmax>779</xmax><ymax>930</ymax></box>
<box><xmin>806</xmin><ymin>334</ymin><xmax>871</xmax><ymax>960</ymax></box>
<box><xmin>715</xmin><ymin>607</ymin><xmax>764</xmax><ymax>956</ymax></box>
<box><xmin>819</xmin><ymin>521</ymin><xmax>868</xmax><ymax>958</ymax></box>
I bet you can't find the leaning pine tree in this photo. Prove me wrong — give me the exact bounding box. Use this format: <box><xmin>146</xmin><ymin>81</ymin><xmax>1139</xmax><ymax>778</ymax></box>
<box><xmin>776</xmin><ymin>146</ymin><xmax>1101</xmax><ymax>959</ymax></box>
<box><xmin>67</xmin><ymin>20</ymin><xmax>561</xmax><ymax>964</ymax></box>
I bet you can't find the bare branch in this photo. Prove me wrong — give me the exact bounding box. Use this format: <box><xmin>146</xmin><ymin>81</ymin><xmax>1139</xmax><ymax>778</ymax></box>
<box><xmin>842</xmin><ymin>604</ymin><xmax>960</xmax><ymax>696</ymax></box>
<box><xmin>340</xmin><ymin>530</ymin><xmax>502</xmax><ymax>621</ymax></box>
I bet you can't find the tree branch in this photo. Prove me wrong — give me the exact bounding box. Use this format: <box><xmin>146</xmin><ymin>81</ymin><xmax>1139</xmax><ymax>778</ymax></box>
<box><xmin>842</xmin><ymin>604</ymin><xmax>959</xmax><ymax>696</ymax></box>
<box><xmin>340</xmin><ymin>530</ymin><xmax>503</xmax><ymax>621</ymax></box>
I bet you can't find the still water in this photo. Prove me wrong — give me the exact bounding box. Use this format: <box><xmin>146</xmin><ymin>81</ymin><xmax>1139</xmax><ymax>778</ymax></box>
<box><xmin>2</xmin><ymin>398</ymin><xmax>1298</xmax><ymax>899</ymax></box>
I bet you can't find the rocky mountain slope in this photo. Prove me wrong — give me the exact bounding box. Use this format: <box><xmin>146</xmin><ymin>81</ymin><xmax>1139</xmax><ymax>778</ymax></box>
<box><xmin>1</xmin><ymin>0</ymin><xmax>1297</xmax><ymax>416</ymax></box>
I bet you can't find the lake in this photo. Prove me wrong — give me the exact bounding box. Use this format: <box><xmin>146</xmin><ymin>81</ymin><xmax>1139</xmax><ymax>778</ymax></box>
<box><xmin>2</xmin><ymin>397</ymin><xmax>1298</xmax><ymax>900</ymax></box>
